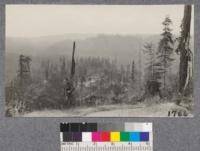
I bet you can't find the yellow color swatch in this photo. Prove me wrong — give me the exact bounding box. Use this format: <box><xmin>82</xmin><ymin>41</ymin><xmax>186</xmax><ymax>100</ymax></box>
<box><xmin>110</xmin><ymin>132</ymin><xmax>120</xmax><ymax>142</ymax></box>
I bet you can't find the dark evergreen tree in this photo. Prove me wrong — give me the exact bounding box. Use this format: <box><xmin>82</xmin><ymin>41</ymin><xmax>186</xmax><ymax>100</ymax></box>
<box><xmin>59</xmin><ymin>56</ymin><xmax>67</xmax><ymax>81</ymax></box>
<box><xmin>143</xmin><ymin>43</ymin><xmax>162</xmax><ymax>97</ymax></box>
<box><xmin>42</xmin><ymin>60</ymin><xmax>50</xmax><ymax>82</ymax></box>
<box><xmin>126</xmin><ymin>64</ymin><xmax>130</xmax><ymax>82</ymax></box>
<box><xmin>131</xmin><ymin>60</ymin><xmax>135</xmax><ymax>81</ymax></box>
<box><xmin>143</xmin><ymin>43</ymin><xmax>156</xmax><ymax>81</ymax></box>
<box><xmin>157</xmin><ymin>16</ymin><xmax>174</xmax><ymax>94</ymax></box>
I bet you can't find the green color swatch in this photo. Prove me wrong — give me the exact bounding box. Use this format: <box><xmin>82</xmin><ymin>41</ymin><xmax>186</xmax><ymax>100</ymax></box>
<box><xmin>120</xmin><ymin>132</ymin><xmax>130</xmax><ymax>141</ymax></box>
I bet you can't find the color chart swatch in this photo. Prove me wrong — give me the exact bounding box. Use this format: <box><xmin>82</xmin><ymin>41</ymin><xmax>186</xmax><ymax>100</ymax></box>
<box><xmin>60</xmin><ymin>123</ymin><xmax>153</xmax><ymax>151</ymax></box>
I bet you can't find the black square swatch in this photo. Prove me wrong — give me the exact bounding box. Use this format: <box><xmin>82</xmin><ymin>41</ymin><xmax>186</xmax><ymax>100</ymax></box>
<box><xmin>63</xmin><ymin>132</ymin><xmax>73</xmax><ymax>142</ymax></box>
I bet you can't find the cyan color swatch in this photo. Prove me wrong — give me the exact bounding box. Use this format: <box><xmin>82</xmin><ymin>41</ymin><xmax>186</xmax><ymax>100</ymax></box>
<box><xmin>130</xmin><ymin>132</ymin><xmax>140</xmax><ymax>142</ymax></box>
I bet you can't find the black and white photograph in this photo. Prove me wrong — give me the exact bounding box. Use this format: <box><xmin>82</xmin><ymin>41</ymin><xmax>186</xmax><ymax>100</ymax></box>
<box><xmin>5</xmin><ymin>5</ymin><xmax>194</xmax><ymax>117</ymax></box>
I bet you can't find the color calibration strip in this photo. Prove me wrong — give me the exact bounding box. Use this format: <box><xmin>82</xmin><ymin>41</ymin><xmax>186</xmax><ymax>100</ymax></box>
<box><xmin>61</xmin><ymin>131</ymin><xmax>149</xmax><ymax>142</ymax></box>
<box><xmin>60</xmin><ymin>123</ymin><xmax>153</xmax><ymax>151</ymax></box>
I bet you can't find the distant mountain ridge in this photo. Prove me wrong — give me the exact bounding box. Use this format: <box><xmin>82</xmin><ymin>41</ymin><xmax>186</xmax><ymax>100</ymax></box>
<box><xmin>6</xmin><ymin>34</ymin><xmax>162</xmax><ymax>63</ymax></box>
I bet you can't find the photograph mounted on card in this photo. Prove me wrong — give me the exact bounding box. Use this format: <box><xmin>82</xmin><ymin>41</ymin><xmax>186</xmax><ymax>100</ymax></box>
<box><xmin>5</xmin><ymin>5</ymin><xmax>194</xmax><ymax>117</ymax></box>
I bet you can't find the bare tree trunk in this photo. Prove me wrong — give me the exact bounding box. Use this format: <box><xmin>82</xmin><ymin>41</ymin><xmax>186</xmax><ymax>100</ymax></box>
<box><xmin>71</xmin><ymin>42</ymin><xmax>76</xmax><ymax>79</ymax></box>
<box><xmin>177</xmin><ymin>5</ymin><xmax>192</xmax><ymax>104</ymax></box>
<box><xmin>179</xmin><ymin>5</ymin><xmax>192</xmax><ymax>95</ymax></box>
<box><xmin>66</xmin><ymin>42</ymin><xmax>76</xmax><ymax>107</ymax></box>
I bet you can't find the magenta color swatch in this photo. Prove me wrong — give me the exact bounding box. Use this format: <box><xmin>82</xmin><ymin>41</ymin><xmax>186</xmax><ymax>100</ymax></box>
<box><xmin>92</xmin><ymin>132</ymin><xmax>101</xmax><ymax>142</ymax></box>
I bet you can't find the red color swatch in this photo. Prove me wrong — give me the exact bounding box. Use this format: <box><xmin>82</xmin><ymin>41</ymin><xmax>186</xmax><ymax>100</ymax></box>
<box><xmin>101</xmin><ymin>132</ymin><xmax>110</xmax><ymax>142</ymax></box>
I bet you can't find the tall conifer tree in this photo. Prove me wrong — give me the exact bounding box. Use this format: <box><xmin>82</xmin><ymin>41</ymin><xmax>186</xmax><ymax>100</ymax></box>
<box><xmin>157</xmin><ymin>16</ymin><xmax>174</xmax><ymax>93</ymax></box>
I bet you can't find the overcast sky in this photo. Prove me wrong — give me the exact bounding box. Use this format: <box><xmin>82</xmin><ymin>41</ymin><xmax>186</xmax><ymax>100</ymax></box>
<box><xmin>6</xmin><ymin>5</ymin><xmax>194</xmax><ymax>37</ymax></box>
